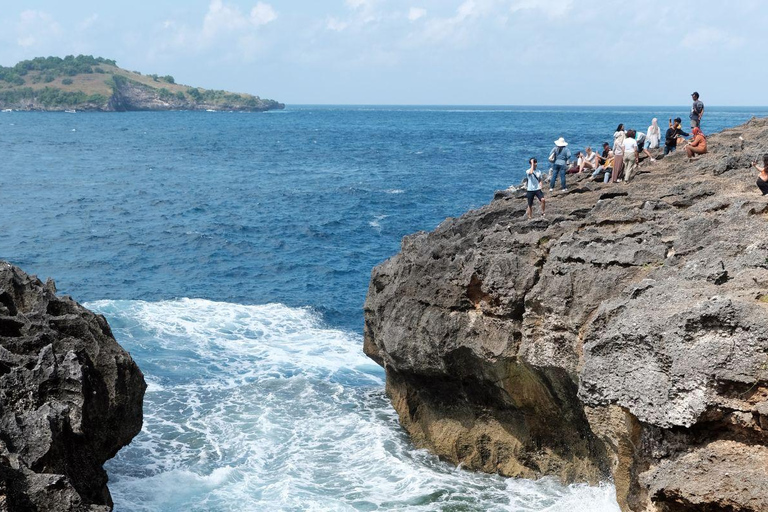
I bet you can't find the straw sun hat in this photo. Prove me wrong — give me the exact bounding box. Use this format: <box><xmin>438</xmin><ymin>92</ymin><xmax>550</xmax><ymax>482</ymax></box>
<box><xmin>554</xmin><ymin>137</ymin><xmax>568</xmax><ymax>147</ymax></box>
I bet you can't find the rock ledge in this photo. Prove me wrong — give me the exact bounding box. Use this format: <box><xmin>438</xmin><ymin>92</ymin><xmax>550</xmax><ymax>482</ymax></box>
<box><xmin>0</xmin><ymin>263</ymin><xmax>146</xmax><ymax>511</ymax></box>
<box><xmin>365</xmin><ymin>118</ymin><xmax>768</xmax><ymax>511</ymax></box>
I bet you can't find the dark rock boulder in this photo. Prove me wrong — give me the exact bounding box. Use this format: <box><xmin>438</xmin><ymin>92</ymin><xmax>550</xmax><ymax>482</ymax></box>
<box><xmin>0</xmin><ymin>263</ymin><xmax>145</xmax><ymax>511</ymax></box>
<box><xmin>365</xmin><ymin>117</ymin><xmax>768</xmax><ymax>511</ymax></box>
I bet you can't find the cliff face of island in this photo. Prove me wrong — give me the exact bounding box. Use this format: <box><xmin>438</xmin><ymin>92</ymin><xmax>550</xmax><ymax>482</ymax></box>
<box><xmin>0</xmin><ymin>263</ymin><xmax>145</xmax><ymax>511</ymax></box>
<box><xmin>0</xmin><ymin>55</ymin><xmax>284</xmax><ymax>112</ymax></box>
<box><xmin>364</xmin><ymin>118</ymin><xmax>768</xmax><ymax>511</ymax></box>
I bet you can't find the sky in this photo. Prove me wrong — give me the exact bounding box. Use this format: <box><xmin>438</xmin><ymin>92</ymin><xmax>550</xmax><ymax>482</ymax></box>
<box><xmin>0</xmin><ymin>0</ymin><xmax>762</xmax><ymax>105</ymax></box>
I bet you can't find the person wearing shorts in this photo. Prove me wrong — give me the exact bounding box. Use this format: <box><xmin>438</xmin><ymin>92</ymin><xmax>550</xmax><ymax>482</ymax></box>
<box><xmin>525</xmin><ymin>158</ymin><xmax>546</xmax><ymax>219</ymax></box>
<box><xmin>690</xmin><ymin>92</ymin><xmax>704</xmax><ymax>129</ymax></box>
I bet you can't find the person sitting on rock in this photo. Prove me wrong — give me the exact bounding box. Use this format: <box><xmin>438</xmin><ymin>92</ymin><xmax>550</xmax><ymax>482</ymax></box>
<box><xmin>592</xmin><ymin>150</ymin><xmax>614</xmax><ymax>183</ymax></box>
<box><xmin>580</xmin><ymin>146</ymin><xmax>599</xmax><ymax>173</ymax></box>
<box><xmin>525</xmin><ymin>158</ymin><xmax>546</xmax><ymax>219</ymax></box>
<box><xmin>568</xmin><ymin>153</ymin><xmax>583</xmax><ymax>174</ymax></box>
<box><xmin>752</xmin><ymin>154</ymin><xmax>768</xmax><ymax>195</ymax></box>
<box><xmin>595</xmin><ymin>142</ymin><xmax>611</xmax><ymax>167</ymax></box>
<box><xmin>684</xmin><ymin>127</ymin><xmax>707</xmax><ymax>160</ymax></box>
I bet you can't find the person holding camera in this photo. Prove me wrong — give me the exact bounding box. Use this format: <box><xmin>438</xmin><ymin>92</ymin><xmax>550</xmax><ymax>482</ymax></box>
<box><xmin>664</xmin><ymin>118</ymin><xmax>689</xmax><ymax>155</ymax></box>
<box><xmin>752</xmin><ymin>154</ymin><xmax>768</xmax><ymax>195</ymax></box>
<box><xmin>525</xmin><ymin>158</ymin><xmax>546</xmax><ymax>219</ymax></box>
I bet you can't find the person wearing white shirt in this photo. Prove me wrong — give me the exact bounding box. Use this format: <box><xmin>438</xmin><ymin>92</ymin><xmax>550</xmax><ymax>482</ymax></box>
<box><xmin>579</xmin><ymin>147</ymin><xmax>598</xmax><ymax>173</ymax></box>
<box><xmin>646</xmin><ymin>118</ymin><xmax>661</xmax><ymax>149</ymax></box>
<box><xmin>623</xmin><ymin>129</ymin><xmax>640</xmax><ymax>182</ymax></box>
<box><xmin>524</xmin><ymin>158</ymin><xmax>546</xmax><ymax>219</ymax></box>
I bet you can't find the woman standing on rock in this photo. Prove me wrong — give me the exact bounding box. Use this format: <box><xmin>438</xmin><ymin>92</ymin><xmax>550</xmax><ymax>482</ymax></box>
<box><xmin>611</xmin><ymin>124</ymin><xmax>626</xmax><ymax>183</ymax></box>
<box><xmin>646</xmin><ymin>118</ymin><xmax>661</xmax><ymax>149</ymax></box>
<box><xmin>525</xmin><ymin>158</ymin><xmax>546</xmax><ymax>219</ymax></box>
<box><xmin>622</xmin><ymin>129</ymin><xmax>640</xmax><ymax>182</ymax></box>
<box><xmin>752</xmin><ymin>154</ymin><xmax>768</xmax><ymax>195</ymax></box>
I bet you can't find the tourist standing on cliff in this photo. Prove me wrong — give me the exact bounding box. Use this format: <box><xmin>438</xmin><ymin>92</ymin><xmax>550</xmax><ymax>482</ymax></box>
<box><xmin>752</xmin><ymin>154</ymin><xmax>768</xmax><ymax>195</ymax></box>
<box><xmin>611</xmin><ymin>125</ymin><xmax>625</xmax><ymax>182</ymax></box>
<box><xmin>622</xmin><ymin>129</ymin><xmax>640</xmax><ymax>182</ymax></box>
<box><xmin>690</xmin><ymin>92</ymin><xmax>704</xmax><ymax>129</ymax></box>
<box><xmin>548</xmin><ymin>137</ymin><xmax>571</xmax><ymax>192</ymax></box>
<box><xmin>525</xmin><ymin>158</ymin><xmax>546</xmax><ymax>219</ymax></box>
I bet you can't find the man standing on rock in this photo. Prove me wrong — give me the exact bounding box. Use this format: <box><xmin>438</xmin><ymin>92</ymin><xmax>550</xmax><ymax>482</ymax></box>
<box><xmin>525</xmin><ymin>158</ymin><xmax>546</xmax><ymax>219</ymax></box>
<box><xmin>690</xmin><ymin>92</ymin><xmax>704</xmax><ymax>129</ymax></box>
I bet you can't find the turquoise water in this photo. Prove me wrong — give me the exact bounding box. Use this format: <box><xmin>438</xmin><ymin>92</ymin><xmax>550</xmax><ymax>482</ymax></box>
<box><xmin>1</xmin><ymin>106</ymin><xmax>766</xmax><ymax>510</ymax></box>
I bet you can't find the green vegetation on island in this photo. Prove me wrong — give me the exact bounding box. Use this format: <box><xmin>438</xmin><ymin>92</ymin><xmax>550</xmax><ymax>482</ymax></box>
<box><xmin>0</xmin><ymin>55</ymin><xmax>284</xmax><ymax>112</ymax></box>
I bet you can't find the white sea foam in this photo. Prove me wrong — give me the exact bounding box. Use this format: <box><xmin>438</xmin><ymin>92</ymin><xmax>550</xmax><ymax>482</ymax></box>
<box><xmin>88</xmin><ymin>299</ymin><xmax>620</xmax><ymax>512</ymax></box>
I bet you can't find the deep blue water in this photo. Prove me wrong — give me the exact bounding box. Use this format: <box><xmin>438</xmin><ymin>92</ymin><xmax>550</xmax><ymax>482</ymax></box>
<box><xmin>3</xmin><ymin>106</ymin><xmax>766</xmax><ymax>333</ymax></box>
<box><xmin>1</xmin><ymin>106</ymin><xmax>766</xmax><ymax>511</ymax></box>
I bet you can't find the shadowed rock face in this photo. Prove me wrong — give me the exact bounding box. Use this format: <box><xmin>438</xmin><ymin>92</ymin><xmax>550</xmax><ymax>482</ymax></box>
<box><xmin>0</xmin><ymin>263</ymin><xmax>146</xmax><ymax>511</ymax></box>
<box><xmin>364</xmin><ymin>118</ymin><xmax>768</xmax><ymax>511</ymax></box>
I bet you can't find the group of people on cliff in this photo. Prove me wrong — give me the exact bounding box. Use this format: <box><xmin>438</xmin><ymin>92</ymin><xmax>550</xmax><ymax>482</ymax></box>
<box><xmin>522</xmin><ymin>92</ymin><xmax>708</xmax><ymax>219</ymax></box>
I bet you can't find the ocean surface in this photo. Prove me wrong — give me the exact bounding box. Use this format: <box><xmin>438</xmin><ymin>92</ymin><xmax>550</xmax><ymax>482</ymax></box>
<box><xmin>1</xmin><ymin>105</ymin><xmax>766</xmax><ymax>511</ymax></box>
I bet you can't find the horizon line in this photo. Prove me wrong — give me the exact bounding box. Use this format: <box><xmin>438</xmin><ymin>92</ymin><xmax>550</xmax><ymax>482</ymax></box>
<box><xmin>284</xmin><ymin>104</ymin><xmax>768</xmax><ymax>109</ymax></box>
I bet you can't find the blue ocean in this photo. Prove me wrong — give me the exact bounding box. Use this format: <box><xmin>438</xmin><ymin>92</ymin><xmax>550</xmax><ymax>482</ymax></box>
<box><xmin>2</xmin><ymin>106</ymin><xmax>765</xmax><ymax>511</ymax></box>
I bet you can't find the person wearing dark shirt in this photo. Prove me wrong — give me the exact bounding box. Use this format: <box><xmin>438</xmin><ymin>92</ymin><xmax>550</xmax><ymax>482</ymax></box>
<box><xmin>664</xmin><ymin>118</ymin><xmax>689</xmax><ymax>155</ymax></box>
<box><xmin>690</xmin><ymin>92</ymin><xmax>704</xmax><ymax>129</ymax></box>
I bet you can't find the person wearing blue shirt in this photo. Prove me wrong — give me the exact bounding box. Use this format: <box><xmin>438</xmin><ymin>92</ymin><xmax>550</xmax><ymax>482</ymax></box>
<box><xmin>548</xmin><ymin>137</ymin><xmax>571</xmax><ymax>192</ymax></box>
<box><xmin>525</xmin><ymin>158</ymin><xmax>546</xmax><ymax>219</ymax></box>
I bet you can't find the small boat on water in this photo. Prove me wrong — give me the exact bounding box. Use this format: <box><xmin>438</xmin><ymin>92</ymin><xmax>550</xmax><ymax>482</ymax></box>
<box><xmin>65</xmin><ymin>109</ymin><xmax>76</xmax><ymax>113</ymax></box>
<box><xmin>1</xmin><ymin>109</ymin><xmax>12</xmax><ymax>113</ymax></box>
<box><xmin>206</xmin><ymin>109</ymin><xmax>216</xmax><ymax>112</ymax></box>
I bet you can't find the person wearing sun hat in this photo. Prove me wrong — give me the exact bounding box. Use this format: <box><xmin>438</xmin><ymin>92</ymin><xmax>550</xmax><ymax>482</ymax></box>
<box><xmin>548</xmin><ymin>137</ymin><xmax>571</xmax><ymax>192</ymax></box>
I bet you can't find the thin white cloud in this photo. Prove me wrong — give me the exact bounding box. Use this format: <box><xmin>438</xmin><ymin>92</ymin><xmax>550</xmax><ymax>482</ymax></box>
<box><xmin>202</xmin><ymin>0</ymin><xmax>277</xmax><ymax>40</ymax></box>
<box><xmin>406</xmin><ymin>0</ymin><xmax>490</xmax><ymax>46</ymax></box>
<box><xmin>79</xmin><ymin>14</ymin><xmax>99</xmax><ymax>31</ymax></box>
<box><xmin>681</xmin><ymin>27</ymin><xmax>744</xmax><ymax>49</ymax></box>
<box><xmin>326</xmin><ymin>17</ymin><xmax>349</xmax><ymax>32</ymax></box>
<box><xmin>16</xmin><ymin>10</ymin><xmax>61</xmax><ymax>48</ymax></box>
<box><xmin>251</xmin><ymin>3</ymin><xmax>278</xmax><ymax>26</ymax></box>
<box><xmin>408</xmin><ymin>8</ymin><xmax>427</xmax><ymax>22</ymax></box>
<box><xmin>510</xmin><ymin>0</ymin><xmax>573</xmax><ymax>18</ymax></box>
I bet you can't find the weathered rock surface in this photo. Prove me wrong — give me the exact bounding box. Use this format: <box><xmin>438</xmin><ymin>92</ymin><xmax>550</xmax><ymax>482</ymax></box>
<box><xmin>0</xmin><ymin>263</ymin><xmax>146</xmax><ymax>511</ymax></box>
<box><xmin>364</xmin><ymin>117</ymin><xmax>768</xmax><ymax>511</ymax></box>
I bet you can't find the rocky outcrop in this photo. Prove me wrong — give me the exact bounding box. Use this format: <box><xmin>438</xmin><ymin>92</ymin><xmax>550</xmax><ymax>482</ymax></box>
<box><xmin>0</xmin><ymin>263</ymin><xmax>145</xmax><ymax>511</ymax></box>
<box><xmin>365</xmin><ymin>118</ymin><xmax>768</xmax><ymax>511</ymax></box>
<box><xmin>107</xmin><ymin>78</ymin><xmax>284</xmax><ymax>112</ymax></box>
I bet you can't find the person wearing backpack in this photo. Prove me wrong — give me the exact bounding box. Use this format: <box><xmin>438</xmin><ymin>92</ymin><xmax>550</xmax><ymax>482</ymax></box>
<box><xmin>525</xmin><ymin>158</ymin><xmax>546</xmax><ymax>219</ymax></box>
<box><xmin>548</xmin><ymin>137</ymin><xmax>571</xmax><ymax>192</ymax></box>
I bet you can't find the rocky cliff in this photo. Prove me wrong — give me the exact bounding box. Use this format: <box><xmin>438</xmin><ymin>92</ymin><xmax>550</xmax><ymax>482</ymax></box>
<box><xmin>0</xmin><ymin>263</ymin><xmax>145</xmax><ymax>511</ymax></box>
<box><xmin>364</xmin><ymin>118</ymin><xmax>768</xmax><ymax>511</ymax></box>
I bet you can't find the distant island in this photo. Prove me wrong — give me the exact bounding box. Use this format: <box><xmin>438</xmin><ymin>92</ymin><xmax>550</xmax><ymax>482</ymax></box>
<box><xmin>0</xmin><ymin>55</ymin><xmax>284</xmax><ymax>112</ymax></box>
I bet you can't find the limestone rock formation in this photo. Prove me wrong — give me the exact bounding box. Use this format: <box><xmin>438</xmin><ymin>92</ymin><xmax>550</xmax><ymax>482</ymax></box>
<box><xmin>364</xmin><ymin>117</ymin><xmax>768</xmax><ymax>511</ymax></box>
<box><xmin>0</xmin><ymin>263</ymin><xmax>146</xmax><ymax>511</ymax></box>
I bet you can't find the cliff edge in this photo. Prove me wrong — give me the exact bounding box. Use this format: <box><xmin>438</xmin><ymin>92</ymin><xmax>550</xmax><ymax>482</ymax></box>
<box><xmin>0</xmin><ymin>263</ymin><xmax>146</xmax><ymax>511</ymax></box>
<box><xmin>364</xmin><ymin>118</ymin><xmax>768</xmax><ymax>511</ymax></box>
